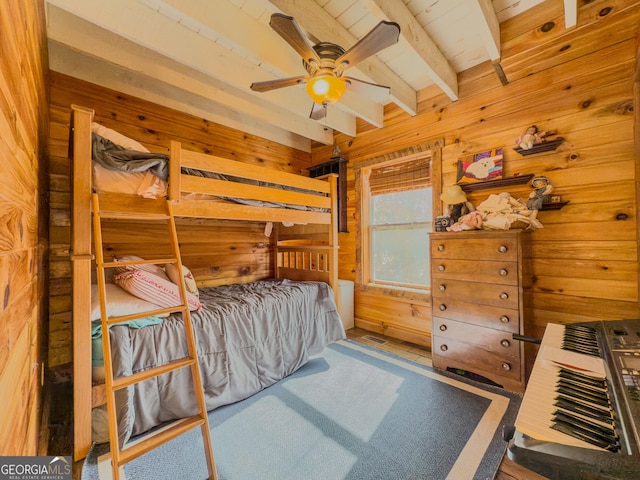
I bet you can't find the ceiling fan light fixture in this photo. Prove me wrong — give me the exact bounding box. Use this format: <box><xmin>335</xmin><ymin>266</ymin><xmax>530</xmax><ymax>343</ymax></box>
<box><xmin>306</xmin><ymin>74</ymin><xmax>346</xmax><ymax>105</ymax></box>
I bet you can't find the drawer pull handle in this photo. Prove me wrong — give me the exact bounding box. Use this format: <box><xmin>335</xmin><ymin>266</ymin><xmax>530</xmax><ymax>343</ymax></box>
<box><xmin>440</xmin><ymin>344</ymin><xmax>448</xmax><ymax>352</ymax></box>
<box><xmin>439</xmin><ymin>324</ymin><xmax>447</xmax><ymax>332</ymax></box>
<box><xmin>499</xmin><ymin>269</ymin><xmax>508</xmax><ymax>276</ymax></box>
<box><xmin>438</xmin><ymin>265</ymin><xmax>445</xmax><ymax>271</ymax></box>
<box><xmin>437</xmin><ymin>245</ymin><xmax>445</xmax><ymax>251</ymax></box>
<box><xmin>499</xmin><ymin>292</ymin><xmax>509</xmax><ymax>300</ymax></box>
<box><xmin>501</xmin><ymin>362</ymin><xmax>511</xmax><ymax>371</ymax></box>
<box><xmin>501</xmin><ymin>339</ymin><xmax>511</xmax><ymax>348</ymax></box>
<box><xmin>439</xmin><ymin>304</ymin><xmax>447</xmax><ymax>311</ymax></box>
<box><xmin>439</xmin><ymin>284</ymin><xmax>446</xmax><ymax>292</ymax></box>
<box><xmin>498</xmin><ymin>245</ymin><xmax>508</xmax><ymax>253</ymax></box>
<box><xmin>500</xmin><ymin>315</ymin><xmax>510</xmax><ymax>323</ymax></box>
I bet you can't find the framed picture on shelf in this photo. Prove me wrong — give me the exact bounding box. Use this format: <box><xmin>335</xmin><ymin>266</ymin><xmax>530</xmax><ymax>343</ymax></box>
<box><xmin>456</xmin><ymin>147</ymin><xmax>503</xmax><ymax>184</ymax></box>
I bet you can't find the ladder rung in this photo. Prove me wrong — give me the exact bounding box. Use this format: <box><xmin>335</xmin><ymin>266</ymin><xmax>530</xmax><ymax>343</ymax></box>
<box><xmin>98</xmin><ymin>212</ymin><xmax>171</xmax><ymax>221</ymax></box>
<box><xmin>112</xmin><ymin>357</ymin><xmax>196</xmax><ymax>391</ymax></box>
<box><xmin>105</xmin><ymin>305</ymin><xmax>186</xmax><ymax>325</ymax></box>
<box><xmin>120</xmin><ymin>415</ymin><xmax>206</xmax><ymax>464</ymax></box>
<box><xmin>103</xmin><ymin>258</ymin><xmax>177</xmax><ymax>269</ymax></box>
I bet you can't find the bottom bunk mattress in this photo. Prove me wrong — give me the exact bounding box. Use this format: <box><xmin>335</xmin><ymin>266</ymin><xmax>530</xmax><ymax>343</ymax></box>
<box><xmin>103</xmin><ymin>278</ymin><xmax>345</xmax><ymax>445</ymax></box>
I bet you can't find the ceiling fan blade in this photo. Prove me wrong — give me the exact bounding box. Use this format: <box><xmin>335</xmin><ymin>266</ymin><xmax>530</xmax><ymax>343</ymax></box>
<box><xmin>250</xmin><ymin>75</ymin><xmax>307</xmax><ymax>93</ymax></box>
<box><xmin>309</xmin><ymin>102</ymin><xmax>327</xmax><ymax>121</ymax></box>
<box><xmin>335</xmin><ymin>21</ymin><xmax>400</xmax><ymax>73</ymax></box>
<box><xmin>344</xmin><ymin>76</ymin><xmax>391</xmax><ymax>98</ymax></box>
<box><xmin>269</xmin><ymin>13</ymin><xmax>321</xmax><ymax>65</ymax></box>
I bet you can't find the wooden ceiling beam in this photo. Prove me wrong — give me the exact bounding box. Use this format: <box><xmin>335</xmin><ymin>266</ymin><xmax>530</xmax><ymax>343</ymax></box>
<box><xmin>471</xmin><ymin>0</ymin><xmax>502</xmax><ymax>61</ymax></box>
<box><xmin>360</xmin><ymin>0</ymin><xmax>459</xmax><ymax>101</ymax></box>
<box><xmin>154</xmin><ymin>0</ymin><xmax>384</xmax><ymax>128</ymax></box>
<box><xmin>46</xmin><ymin>0</ymin><xmax>357</xmax><ymax>140</ymax></box>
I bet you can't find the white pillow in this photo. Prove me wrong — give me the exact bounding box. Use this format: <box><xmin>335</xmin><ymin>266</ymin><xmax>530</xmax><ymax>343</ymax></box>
<box><xmin>113</xmin><ymin>269</ymin><xmax>202</xmax><ymax>312</ymax></box>
<box><xmin>93</xmin><ymin>162</ymin><xmax>147</xmax><ymax>195</ymax></box>
<box><xmin>91</xmin><ymin>283</ymin><xmax>168</xmax><ymax>321</ymax></box>
<box><xmin>137</xmin><ymin>170</ymin><xmax>168</xmax><ymax>199</ymax></box>
<box><xmin>165</xmin><ymin>263</ymin><xmax>199</xmax><ymax>299</ymax></box>
<box><xmin>91</xmin><ymin>122</ymin><xmax>150</xmax><ymax>152</ymax></box>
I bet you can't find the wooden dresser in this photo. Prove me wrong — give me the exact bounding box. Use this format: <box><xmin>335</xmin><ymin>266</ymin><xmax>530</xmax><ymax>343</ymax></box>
<box><xmin>430</xmin><ymin>229</ymin><xmax>531</xmax><ymax>393</ymax></box>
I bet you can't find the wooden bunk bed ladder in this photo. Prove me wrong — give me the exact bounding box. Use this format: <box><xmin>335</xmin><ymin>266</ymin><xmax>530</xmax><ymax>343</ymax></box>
<box><xmin>91</xmin><ymin>193</ymin><xmax>218</xmax><ymax>480</ymax></box>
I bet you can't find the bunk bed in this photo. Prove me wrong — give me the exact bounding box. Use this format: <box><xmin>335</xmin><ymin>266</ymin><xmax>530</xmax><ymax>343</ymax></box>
<box><xmin>69</xmin><ymin>105</ymin><xmax>344</xmax><ymax>460</ymax></box>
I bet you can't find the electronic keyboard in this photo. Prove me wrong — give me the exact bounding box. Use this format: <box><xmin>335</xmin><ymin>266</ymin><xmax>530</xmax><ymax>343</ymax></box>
<box><xmin>507</xmin><ymin>319</ymin><xmax>640</xmax><ymax>479</ymax></box>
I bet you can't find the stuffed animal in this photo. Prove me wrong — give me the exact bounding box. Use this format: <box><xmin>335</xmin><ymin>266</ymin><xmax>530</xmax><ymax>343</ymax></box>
<box><xmin>515</xmin><ymin>125</ymin><xmax>548</xmax><ymax>150</ymax></box>
<box><xmin>440</xmin><ymin>185</ymin><xmax>475</xmax><ymax>223</ymax></box>
<box><xmin>447</xmin><ymin>211</ymin><xmax>483</xmax><ymax>231</ymax></box>
<box><xmin>527</xmin><ymin>176</ymin><xmax>553</xmax><ymax>222</ymax></box>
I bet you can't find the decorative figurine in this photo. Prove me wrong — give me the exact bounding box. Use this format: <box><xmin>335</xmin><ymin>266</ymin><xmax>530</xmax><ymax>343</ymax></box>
<box><xmin>527</xmin><ymin>175</ymin><xmax>553</xmax><ymax>224</ymax></box>
<box><xmin>515</xmin><ymin>125</ymin><xmax>548</xmax><ymax>150</ymax></box>
<box><xmin>440</xmin><ymin>185</ymin><xmax>475</xmax><ymax>223</ymax></box>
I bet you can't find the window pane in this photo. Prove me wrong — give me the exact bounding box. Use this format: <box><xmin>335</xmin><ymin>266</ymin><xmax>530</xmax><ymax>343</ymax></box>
<box><xmin>371</xmin><ymin>188</ymin><xmax>432</xmax><ymax>225</ymax></box>
<box><xmin>372</xmin><ymin>226</ymin><xmax>430</xmax><ymax>286</ymax></box>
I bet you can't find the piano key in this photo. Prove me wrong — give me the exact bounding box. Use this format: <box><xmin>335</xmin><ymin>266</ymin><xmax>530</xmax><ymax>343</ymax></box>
<box><xmin>556</xmin><ymin>379</ymin><xmax>609</xmax><ymax>402</ymax></box>
<box><xmin>556</xmin><ymin>385</ymin><xmax>609</xmax><ymax>407</ymax></box>
<box><xmin>552</xmin><ymin>411</ymin><xmax>618</xmax><ymax>445</ymax></box>
<box><xmin>554</xmin><ymin>397</ymin><xmax>614</xmax><ymax>423</ymax></box>
<box><xmin>558</xmin><ymin>368</ymin><xmax>608</xmax><ymax>388</ymax></box>
<box><xmin>550</xmin><ymin>421</ymin><xmax>616</xmax><ymax>451</ymax></box>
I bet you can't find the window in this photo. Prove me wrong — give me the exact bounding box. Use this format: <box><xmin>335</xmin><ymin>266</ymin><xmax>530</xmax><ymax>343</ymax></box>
<box><xmin>361</xmin><ymin>153</ymin><xmax>432</xmax><ymax>290</ymax></box>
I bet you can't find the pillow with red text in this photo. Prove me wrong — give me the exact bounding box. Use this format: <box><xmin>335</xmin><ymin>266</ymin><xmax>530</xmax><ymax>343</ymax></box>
<box><xmin>113</xmin><ymin>268</ymin><xmax>201</xmax><ymax>311</ymax></box>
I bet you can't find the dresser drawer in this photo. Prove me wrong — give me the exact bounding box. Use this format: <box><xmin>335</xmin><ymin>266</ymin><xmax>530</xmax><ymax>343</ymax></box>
<box><xmin>431</xmin><ymin>258</ymin><xmax>518</xmax><ymax>285</ymax></box>
<box><xmin>431</xmin><ymin>279</ymin><xmax>519</xmax><ymax>309</ymax></box>
<box><xmin>432</xmin><ymin>318</ymin><xmax>520</xmax><ymax>357</ymax></box>
<box><xmin>431</xmin><ymin>298</ymin><xmax>519</xmax><ymax>333</ymax></box>
<box><xmin>432</xmin><ymin>335</ymin><xmax>521</xmax><ymax>382</ymax></box>
<box><xmin>431</xmin><ymin>236</ymin><xmax>518</xmax><ymax>262</ymax></box>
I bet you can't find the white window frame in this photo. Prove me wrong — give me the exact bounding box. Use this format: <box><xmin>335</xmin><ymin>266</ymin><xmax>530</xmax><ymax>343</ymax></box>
<box><xmin>360</xmin><ymin>152</ymin><xmax>433</xmax><ymax>292</ymax></box>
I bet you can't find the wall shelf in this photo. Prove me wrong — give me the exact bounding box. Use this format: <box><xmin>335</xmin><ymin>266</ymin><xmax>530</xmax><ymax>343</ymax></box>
<box><xmin>514</xmin><ymin>137</ymin><xmax>564</xmax><ymax>156</ymax></box>
<box><xmin>459</xmin><ymin>174</ymin><xmax>568</xmax><ymax>210</ymax></box>
<box><xmin>540</xmin><ymin>201</ymin><xmax>569</xmax><ymax>210</ymax></box>
<box><xmin>459</xmin><ymin>174</ymin><xmax>534</xmax><ymax>192</ymax></box>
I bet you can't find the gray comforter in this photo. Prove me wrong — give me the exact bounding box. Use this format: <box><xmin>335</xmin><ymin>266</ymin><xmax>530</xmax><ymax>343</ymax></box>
<box><xmin>108</xmin><ymin>279</ymin><xmax>345</xmax><ymax>445</ymax></box>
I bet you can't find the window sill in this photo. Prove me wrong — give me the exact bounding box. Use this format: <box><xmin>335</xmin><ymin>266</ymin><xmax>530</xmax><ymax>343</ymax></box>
<box><xmin>357</xmin><ymin>283</ymin><xmax>430</xmax><ymax>302</ymax></box>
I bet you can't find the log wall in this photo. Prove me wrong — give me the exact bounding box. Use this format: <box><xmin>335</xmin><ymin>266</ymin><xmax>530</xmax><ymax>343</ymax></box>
<box><xmin>48</xmin><ymin>72</ymin><xmax>313</xmax><ymax>368</ymax></box>
<box><xmin>0</xmin><ymin>0</ymin><xmax>50</xmax><ymax>455</ymax></box>
<box><xmin>311</xmin><ymin>0</ymin><xmax>640</xmax><ymax>345</ymax></box>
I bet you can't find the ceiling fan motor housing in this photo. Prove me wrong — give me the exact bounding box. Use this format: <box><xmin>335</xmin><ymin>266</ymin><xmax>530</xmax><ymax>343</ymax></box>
<box><xmin>303</xmin><ymin>42</ymin><xmax>347</xmax><ymax>77</ymax></box>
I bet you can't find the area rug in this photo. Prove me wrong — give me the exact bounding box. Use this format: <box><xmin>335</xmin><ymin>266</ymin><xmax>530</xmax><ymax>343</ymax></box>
<box><xmin>82</xmin><ymin>339</ymin><xmax>521</xmax><ymax>480</ymax></box>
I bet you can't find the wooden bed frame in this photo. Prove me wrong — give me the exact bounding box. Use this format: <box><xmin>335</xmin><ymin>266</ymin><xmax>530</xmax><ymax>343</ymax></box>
<box><xmin>69</xmin><ymin>105</ymin><xmax>340</xmax><ymax>460</ymax></box>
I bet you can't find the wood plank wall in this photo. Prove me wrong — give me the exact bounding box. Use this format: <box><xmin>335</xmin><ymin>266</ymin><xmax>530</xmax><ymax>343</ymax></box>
<box><xmin>311</xmin><ymin>0</ymin><xmax>640</xmax><ymax>346</ymax></box>
<box><xmin>48</xmin><ymin>72</ymin><xmax>313</xmax><ymax>368</ymax></box>
<box><xmin>0</xmin><ymin>0</ymin><xmax>50</xmax><ymax>456</ymax></box>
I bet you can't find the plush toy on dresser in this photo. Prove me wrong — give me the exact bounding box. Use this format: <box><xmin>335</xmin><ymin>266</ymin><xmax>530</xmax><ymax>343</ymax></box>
<box><xmin>440</xmin><ymin>185</ymin><xmax>475</xmax><ymax>223</ymax></box>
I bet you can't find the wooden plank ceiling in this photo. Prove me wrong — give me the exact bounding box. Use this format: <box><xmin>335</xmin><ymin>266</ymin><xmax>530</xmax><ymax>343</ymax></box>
<box><xmin>45</xmin><ymin>0</ymin><xmax>577</xmax><ymax>151</ymax></box>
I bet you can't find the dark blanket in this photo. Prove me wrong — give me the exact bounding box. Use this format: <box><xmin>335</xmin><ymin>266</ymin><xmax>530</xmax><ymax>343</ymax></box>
<box><xmin>92</xmin><ymin>133</ymin><xmax>169</xmax><ymax>180</ymax></box>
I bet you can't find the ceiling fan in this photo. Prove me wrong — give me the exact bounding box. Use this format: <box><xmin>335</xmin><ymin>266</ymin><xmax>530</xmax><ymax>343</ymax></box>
<box><xmin>250</xmin><ymin>13</ymin><xmax>401</xmax><ymax>120</ymax></box>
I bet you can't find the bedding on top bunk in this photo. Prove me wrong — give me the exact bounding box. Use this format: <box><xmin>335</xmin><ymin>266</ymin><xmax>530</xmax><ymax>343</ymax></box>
<box><xmin>91</xmin><ymin>126</ymin><xmax>327</xmax><ymax>211</ymax></box>
<box><xmin>94</xmin><ymin>278</ymin><xmax>345</xmax><ymax>446</ymax></box>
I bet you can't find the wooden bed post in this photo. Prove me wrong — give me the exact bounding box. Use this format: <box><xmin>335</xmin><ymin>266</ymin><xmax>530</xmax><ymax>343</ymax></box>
<box><xmin>169</xmin><ymin>140</ymin><xmax>181</xmax><ymax>202</ymax></box>
<box><xmin>69</xmin><ymin>105</ymin><xmax>95</xmax><ymax>461</ymax></box>
<box><xmin>327</xmin><ymin>174</ymin><xmax>340</xmax><ymax>311</ymax></box>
